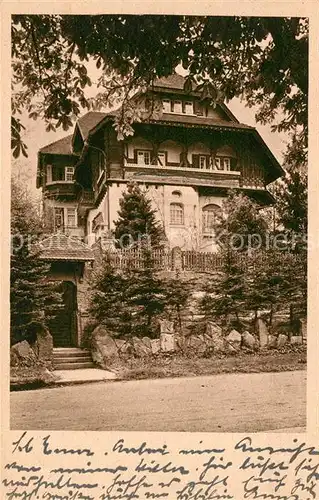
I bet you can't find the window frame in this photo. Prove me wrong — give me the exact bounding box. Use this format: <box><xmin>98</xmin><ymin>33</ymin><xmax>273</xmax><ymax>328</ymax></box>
<box><xmin>173</xmin><ymin>100</ymin><xmax>182</xmax><ymax>114</ymax></box>
<box><xmin>53</xmin><ymin>206</ymin><xmax>78</xmax><ymax>231</ymax></box>
<box><xmin>183</xmin><ymin>101</ymin><xmax>194</xmax><ymax>115</ymax></box>
<box><xmin>137</xmin><ymin>150</ymin><xmax>151</xmax><ymax>166</ymax></box>
<box><xmin>47</xmin><ymin>165</ymin><xmax>75</xmax><ymax>183</ymax></box>
<box><xmin>202</xmin><ymin>204</ymin><xmax>221</xmax><ymax>234</ymax></box>
<box><xmin>66</xmin><ymin>207</ymin><xmax>77</xmax><ymax>228</ymax></box>
<box><xmin>199</xmin><ymin>155</ymin><xmax>208</xmax><ymax>170</ymax></box>
<box><xmin>170</xmin><ymin>202</ymin><xmax>184</xmax><ymax>226</ymax></box>
<box><xmin>162</xmin><ymin>99</ymin><xmax>171</xmax><ymax>113</ymax></box>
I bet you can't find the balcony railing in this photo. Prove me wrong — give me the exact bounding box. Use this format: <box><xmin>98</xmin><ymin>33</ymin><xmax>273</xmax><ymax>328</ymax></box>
<box><xmin>124</xmin><ymin>162</ymin><xmax>240</xmax><ymax>176</ymax></box>
<box><xmin>122</xmin><ymin>162</ymin><xmax>241</xmax><ymax>188</ymax></box>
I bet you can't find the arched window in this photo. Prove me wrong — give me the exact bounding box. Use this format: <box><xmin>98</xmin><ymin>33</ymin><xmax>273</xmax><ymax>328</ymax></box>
<box><xmin>202</xmin><ymin>204</ymin><xmax>221</xmax><ymax>233</ymax></box>
<box><xmin>170</xmin><ymin>203</ymin><xmax>184</xmax><ymax>225</ymax></box>
<box><xmin>172</xmin><ymin>190</ymin><xmax>182</xmax><ymax>198</ymax></box>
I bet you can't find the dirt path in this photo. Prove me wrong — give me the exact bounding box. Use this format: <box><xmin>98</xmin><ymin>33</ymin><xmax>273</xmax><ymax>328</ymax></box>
<box><xmin>10</xmin><ymin>370</ymin><xmax>306</xmax><ymax>432</ymax></box>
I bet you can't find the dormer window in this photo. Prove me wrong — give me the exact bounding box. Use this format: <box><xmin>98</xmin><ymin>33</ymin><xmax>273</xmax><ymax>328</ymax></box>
<box><xmin>162</xmin><ymin>99</ymin><xmax>194</xmax><ymax>115</ymax></box>
<box><xmin>183</xmin><ymin>101</ymin><xmax>194</xmax><ymax>115</ymax></box>
<box><xmin>173</xmin><ymin>101</ymin><xmax>182</xmax><ymax>114</ymax></box>
<box><xmin>163</xmin><ymin>99</ymin><xmax>171</xmax><ymax>113</ymax></box>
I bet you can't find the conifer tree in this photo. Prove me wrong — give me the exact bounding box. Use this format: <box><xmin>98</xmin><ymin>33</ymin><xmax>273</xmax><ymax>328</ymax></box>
<box><xmin>89</xmin><ymin>246</ymin><xmax>167</xmax><ymax>338</ymax></box>
<box><xmin>10</xmin><ymin>179</ymin><xmax>63</xmax><ymax>345</ymax></box>
<box><xmin>201</xmin><ymin>192</ymin><xmax>269</xmax><ymax>327</ymax></box>
<box><xmin>88</xmin><ymin>256</ymin><xmax>133</xmax><ymax>337</ymax></box>
<box><xmin>124</xmin><ymin>246</ymin><xmax>167</xmax><ymax>337</ymax></box>
<box><xmin>114</xmin><ymin>182</ymin><xmax>164</xmax><ymax>248</ymax></box>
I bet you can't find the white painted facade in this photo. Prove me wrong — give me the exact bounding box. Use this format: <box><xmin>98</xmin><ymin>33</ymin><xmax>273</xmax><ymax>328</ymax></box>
<box><xmin>85</xmin><ymin>182</ymin><xmax>225</xmax><ymax>251</ymax></box>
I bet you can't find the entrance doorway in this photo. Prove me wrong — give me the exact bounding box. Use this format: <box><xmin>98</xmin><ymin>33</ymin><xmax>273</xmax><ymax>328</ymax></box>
<box><xmin>48</xmin><ymin>281</ymin><xmax>78</xmax><ymax>347</ymax></box>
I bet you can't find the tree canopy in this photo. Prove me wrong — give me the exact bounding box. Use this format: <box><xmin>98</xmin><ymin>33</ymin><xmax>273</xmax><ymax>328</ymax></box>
<box><xmin>12</xmin><ymin>15</ymin><xmax>308</xmax><ymax>161</ymax></box>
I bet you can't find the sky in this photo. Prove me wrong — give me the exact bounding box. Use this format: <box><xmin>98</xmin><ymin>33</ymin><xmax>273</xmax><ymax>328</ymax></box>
<box><xmin>12</xmin><ymin>73</ymin><xmax>289</xmax><ymax>199</ymax></box>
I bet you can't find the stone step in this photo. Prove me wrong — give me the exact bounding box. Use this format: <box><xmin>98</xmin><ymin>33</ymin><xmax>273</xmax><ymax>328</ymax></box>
<box><xmin>53</xmin><ymin>349</ymin><xmax>90</xmax><ymax>356</ymax></box>
<box><xmin>53</xmin><ymin>352</ymin><xmax>91</xmax><ymax>359</ymax></box>
<box><xmin>54</xmin><ymin>362</ymin><xmax>96</xmax><ymax>370</ymax></box>
<box><xmin>53</xmin><ymin>356</ymin><xmax>92</xmax><ymax>364</ymax></box>
<box><xmin>52</xmin><ymin>348</ymin><xmax>95</xmax><ymax>371</ymax></box>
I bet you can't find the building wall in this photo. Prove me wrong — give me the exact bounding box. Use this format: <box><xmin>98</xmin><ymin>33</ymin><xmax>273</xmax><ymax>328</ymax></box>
<box><xmin>44</xmin><ymin>198</ymin><xmax>85</xmax><ymax>239</ymax></box>
<box><xmin>84</xmin><ymin>180</ymin><xmax>228</xmax><ymax>251</ymax></box>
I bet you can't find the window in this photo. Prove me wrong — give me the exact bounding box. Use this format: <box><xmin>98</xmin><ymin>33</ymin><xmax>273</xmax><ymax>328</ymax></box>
<box><xmin>214</xmin><ymin>157</ymin><xmax>222</xmax><ymax>170</ymax></box>
<box><xmin>53</xmin><ymin>206</ymin><xmax>77</xmax><ymax>230</ymax></box>
<box><xmin>51</xmin><ymin>166</ymin><xmax>65</xmax><ymax>182</ymax></box>
<box><xmin>173</xmin><ymin>100</ymin><xmax>182</xmax><ymax>114</ymax></box>
<box><xmin>48</xmin><ymin>165</ymin><xmax>74</xmax><ymax>182</ymax></box>
<box><xmin>172</xmin><ymin>190</ymin><xmax>182</xmax><ymax>198</ymax></box>
<box><xmin>223</xmin><ymin>158</ymin><xmax>231</xmax><ymax>171</ymax></box>
<box><xmin>54</xmin><ymin>207</ymin><xmax>64</xmax><ymax>229</ymax></box>
<box><xmin>170</xmin><ymin>203</ymin><xmax>184</xmax><ymax>225</ymax></box>
<box><xmin>202</xmin><ymin>204</ymin><xmax>221</xmax><ymax>233</ymax></box>
<box><xmin>65</xmin><ymin>167</ymin><xmax>75</xmax><ymax>181</ymax></box>
<box><xmin>214</xmin><ymin>156</ymin><xmax>231</xmax><ymax>171</ymax></box>
<box><xmin>199</xmin><ymin>156</ymin><xmax>208</xmax><ymax>169</ymax></box>
<box><xmin>183</xmin><ymin>101</ymin><xmax>193</xmax><ymax>115</ymax></box>
<box><xmin>137</xmin><ymin>150</ymin><xmax>151</xmax><ymax>165</ymax></box>
<box><xmin>66</xmin><ymin>208</ymin><xmax>76</xmax><ymax>227</ymax></box>
<box><xmin>163</xmin><ymin>99</ymin><xmax>171</xmax><ymax>113</ymax></box>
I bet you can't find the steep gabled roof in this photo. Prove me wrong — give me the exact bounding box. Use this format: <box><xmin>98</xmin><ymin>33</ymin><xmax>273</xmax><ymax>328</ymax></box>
<box><xmin>153</xmin><ymin>73</ymin><xmax>189</xmax><ymax>90</ymax></box>
<box><xmin>152</xmin><ymin>73</ymin><xmax>239</xmax><ymax>123</ymax></box>
<box><xmin>39</xmin><ymin>134</ymin><xmax>75</xmax><ymax>155</ymax></box>
<box><xmin>76</xmin><ymin>111</ymin><xmax>109</xmax><ymax>141</ymax></box>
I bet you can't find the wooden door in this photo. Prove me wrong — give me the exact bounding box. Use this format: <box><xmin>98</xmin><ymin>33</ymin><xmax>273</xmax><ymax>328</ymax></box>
<box><xmin>48</xmin><ymin>281</ymin><xmax>77</xmax><ymax>347</ymax></box>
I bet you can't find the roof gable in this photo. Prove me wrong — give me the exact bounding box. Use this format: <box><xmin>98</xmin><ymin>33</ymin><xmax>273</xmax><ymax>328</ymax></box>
<box><xmin>153</xmin><ymin>73</ymin><xmax>239</xmax><ymax>123</ymax></box>
<box><xmin>76</xmin><ymin>111</ymin><xmax>109</xmax><ymax>141</ymax></box>
<box><xmin>39</xmin><ymin>134</ymin><xmax>75</xmax><ymax>155</ymax></box>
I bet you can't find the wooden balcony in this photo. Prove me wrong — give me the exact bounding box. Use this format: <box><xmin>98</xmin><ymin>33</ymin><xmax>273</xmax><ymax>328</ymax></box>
<box><xmin>122</xmin><ymin>163</ymin><xmax>241</xmax><ymax>189</ymax></box>
<box><xmin>44</xmin><ymin>182</ymin><xmax>76</xmax><ymax>198</ymax></box>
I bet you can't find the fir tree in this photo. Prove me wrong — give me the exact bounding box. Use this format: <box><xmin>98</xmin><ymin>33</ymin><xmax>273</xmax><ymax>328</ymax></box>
<box><xmin>125</xmin><ymin>247</ymin><xmax>166</xmax><ymax>337</ymax></box>
<box><xmin>114</xmin><ymin>182</ymin><xmax>164</xmax><ymax>248</ymax></box>
<box><xmin>201</xmin><ymin>192</ymin><xmax>269</xmax><ymax>327</ymax></box>
<box><xmin>10</xmin><ymin>179</ymin><xmax>63</xmax><ymax>345</ymax></box>
<box><xmin>163</xmin><ymin>272</ymin><xmax>190</xmax><ymax>330</ymax></box>
<box><xmin>89</xmin><ymin>256</ymin><xmax>133</xmax><ymax>337</ymax></box>
<box><xmin>89</xmin><ymin>247</ymin><xmax>167</xmax><ymax>338</ymax></box>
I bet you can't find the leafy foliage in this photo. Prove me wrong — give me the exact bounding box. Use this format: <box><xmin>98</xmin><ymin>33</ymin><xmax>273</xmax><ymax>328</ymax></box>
<box><xmin>114</xmin><ymin>182</ymin><xmax>164</xmax><ymax>248</ymax></box>
<box><xmin>10</xmin><ymin>179</ymin><xmax>63</xmax><ymax>345</ymax></box>
<box><xmin>215</xmin><ymin>191</ymin><xmax>269</xmax><ymax>252</ymax></box>
<box><xmin>12</xmin><ymin>15</ymin><xmax>307</xmax><ymax>159</ymax></box>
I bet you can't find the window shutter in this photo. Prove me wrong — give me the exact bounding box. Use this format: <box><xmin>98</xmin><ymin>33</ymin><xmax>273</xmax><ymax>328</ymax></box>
<box><xmin>46</xmin><ymin>165</ymin><xmax>52</xmax><ymax>184</ymax></box>
<box><xmin>194</xmin><ymin>101</ymin><xmax>203</xmax><ymax>116</ymax></box>
<box><xmin>192</xmin><ymin>154</ymin><xmax>199</xmax><ymax>169</ymax></box>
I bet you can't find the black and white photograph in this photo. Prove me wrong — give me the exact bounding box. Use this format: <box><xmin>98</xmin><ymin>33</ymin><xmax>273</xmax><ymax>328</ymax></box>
<box><xmin>9</xmin><ymin>13</ymin><xmax>308</xmax><ymax>435</ymax></box>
